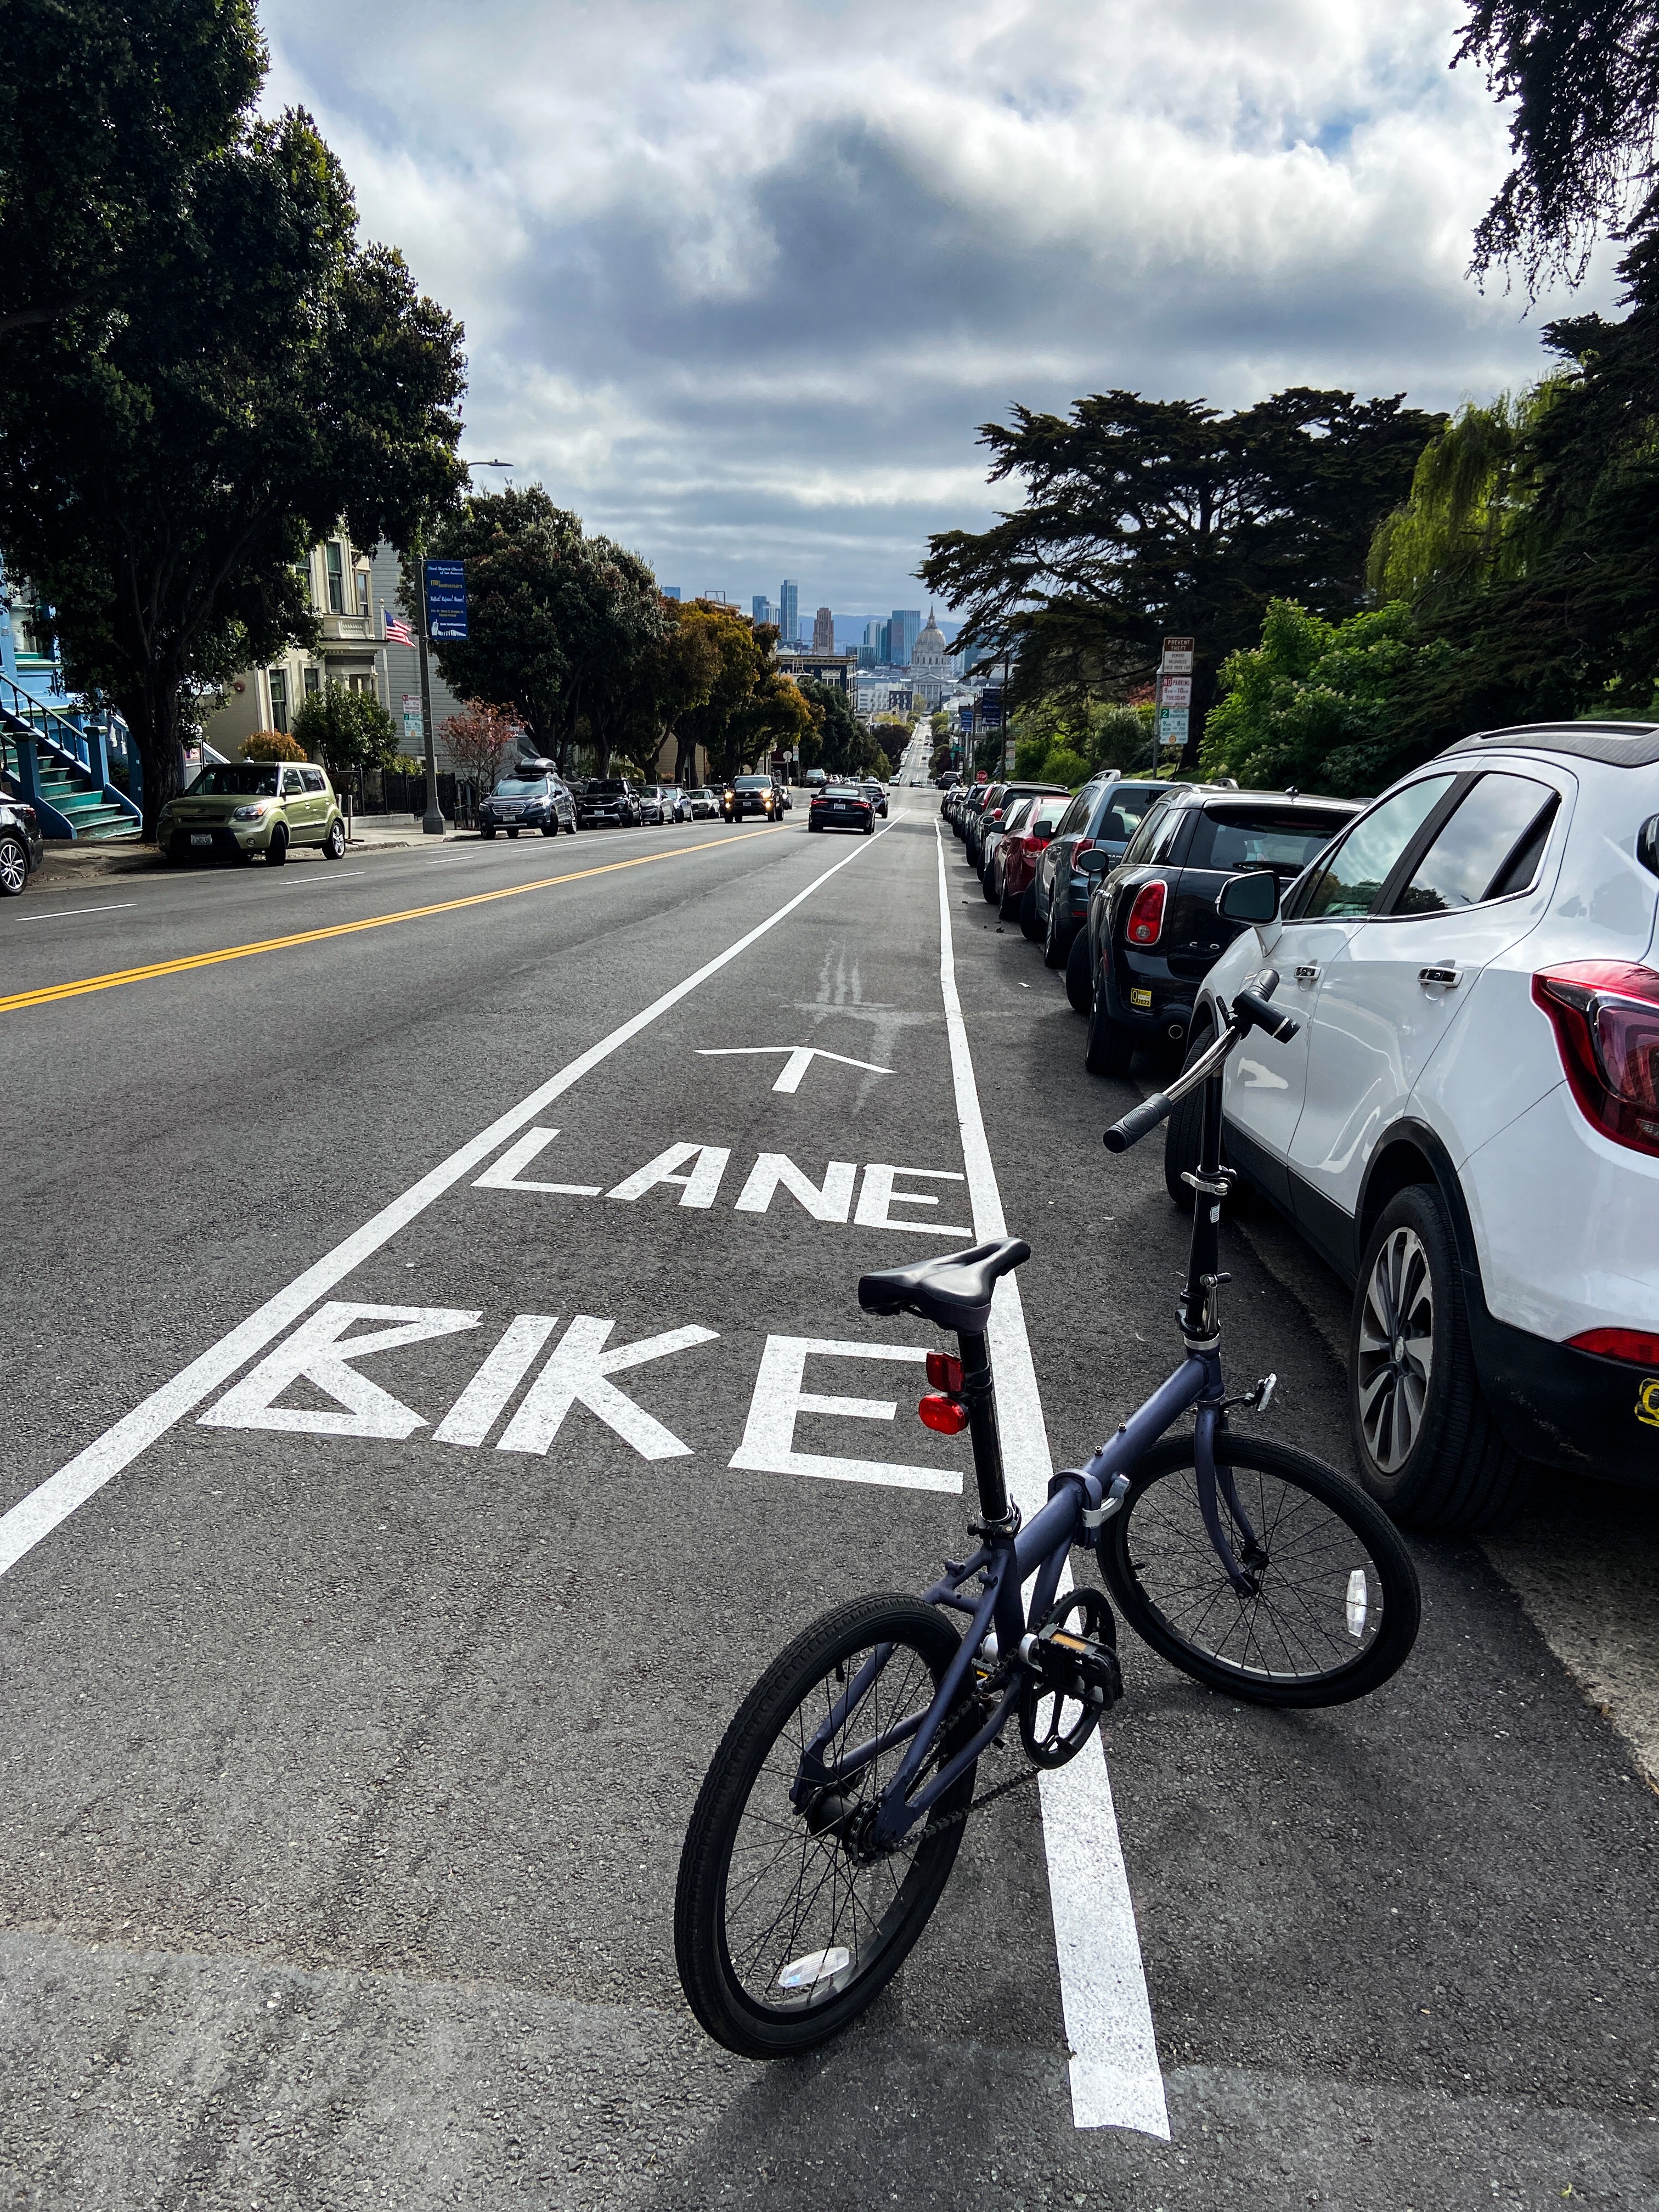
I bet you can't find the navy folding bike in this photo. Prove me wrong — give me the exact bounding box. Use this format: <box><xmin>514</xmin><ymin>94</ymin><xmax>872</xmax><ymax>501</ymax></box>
<box><xmin>675</xmin><ymin>957</ymin><xmax>1420</xmax><ymax>2059</ymax></box>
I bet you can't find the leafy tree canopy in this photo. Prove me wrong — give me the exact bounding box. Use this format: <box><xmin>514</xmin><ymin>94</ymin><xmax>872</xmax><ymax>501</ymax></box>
<box><xmin>0</xmin><ymin>92</ymin><xmax>466</xmax><ymax>836</ymax></box>
<box><xmin>919</xmin><ymin>387</ymin><xmax>1441</xmax><ymax>764</ymax></box>
<box><xmin>292</xmin><ymin>679</ymin><xmax>397</xmax><ymax>776</ymax></box>
<box><xmin>1455</xmin><ymin>0</ymin><xmax>1659</xmax><ymax>286</ymax></box>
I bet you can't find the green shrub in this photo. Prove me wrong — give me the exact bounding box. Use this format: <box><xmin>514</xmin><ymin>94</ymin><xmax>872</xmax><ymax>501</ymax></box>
<box><xmin>243</xmin><ymin>728</ymin><xmax>307</xmax><ymax>761</ymax></box>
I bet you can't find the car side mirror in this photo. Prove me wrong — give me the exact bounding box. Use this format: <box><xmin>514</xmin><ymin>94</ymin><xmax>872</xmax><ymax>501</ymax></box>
<box><xmin>1217</xmin><ymin>870</ymin><xmax>1279</xmax><ymax>924</ymax></box>
<box><xmin>1077</xmin><ymin>848</ymin><xmax>1112</xmax><ymax>874</ymax></box>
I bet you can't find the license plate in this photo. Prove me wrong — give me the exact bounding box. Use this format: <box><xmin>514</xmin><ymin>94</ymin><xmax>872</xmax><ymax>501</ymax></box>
<box><xmin>189</xmin><ymin>833</ymin><xmax>212</xmax><ymax>846</ymax></box>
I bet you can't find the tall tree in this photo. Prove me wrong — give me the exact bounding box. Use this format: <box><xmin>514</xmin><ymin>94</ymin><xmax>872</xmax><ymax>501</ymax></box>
<box><xmin>1455</xmin><ymin>1</ymin><xmax>1659</xmax><ymax>285</ymax></box>
<box><xmin>919</xmin><ymin>388</ymin><xmax>1441</xmax><ymax>765</ymax></box>
<box><xmin>0</xmin><ymin>0</ymin><xmax>265</xmax><ymax>341</ymax></box>
<box><xmin>0</xmin><ymin>104</ymin><xmax>466</xmax><ymax>836</ymax></box>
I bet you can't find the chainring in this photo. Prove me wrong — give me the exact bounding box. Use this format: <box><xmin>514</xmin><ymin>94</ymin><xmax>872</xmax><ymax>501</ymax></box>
<box><xmin>1018</xmin><ymin>1585</ymin><xmax>1121</xmax><ymax>1768</ymax></box>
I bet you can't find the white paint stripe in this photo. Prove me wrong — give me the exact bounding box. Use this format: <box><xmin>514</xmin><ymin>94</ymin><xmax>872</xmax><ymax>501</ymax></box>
<box><xmin>17</xmin><ymin>902</ymin><xmax>138</xmax><ymax>922</ymax></box>
<box><xmin>0</xmin><ymin>825</ymin><xmax>892</xmax><ymax>1580</ymax></box>
<box><xmin>932</xmin><ymin>821</ymin><xmax>1169</xmax><ymax>2141</ymax></box>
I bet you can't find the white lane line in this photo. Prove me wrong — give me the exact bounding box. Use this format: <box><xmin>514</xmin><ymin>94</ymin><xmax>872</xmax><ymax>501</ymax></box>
<box><xmin>932</xmin><ymin>821</ymin><xmax>1169</xmax><ymax>2142</ymax></box>
<box><xmin>16</xmin><ymin>902</ymin><xmax>138</xmax><ymax>923</ymax></box>
<box><xmin>0</xmin><ymin>825</ymin><xmax>893</xmax><ymax>1581</ymax></box>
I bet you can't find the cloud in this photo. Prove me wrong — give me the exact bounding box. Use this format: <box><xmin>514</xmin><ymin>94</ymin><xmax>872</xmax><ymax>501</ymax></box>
<box><xmin>261</xmin><ymin>0</ymin><xmax>1623</xmax><ymax>617</ymax></box>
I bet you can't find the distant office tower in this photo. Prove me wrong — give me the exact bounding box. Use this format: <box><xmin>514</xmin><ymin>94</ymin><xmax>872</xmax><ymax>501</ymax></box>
<box><xmin>889</xmin><ymin>610</ymin><xmax>921</xmax><ymax>667</ymax></box>
<box><xmin>778</xmin><ymin>580</ymin><xmax>798</xmax><ymax>643</ymax></box>
<box><xmin>752</xmin><ymin>595</ymin><xmax>774</xmax><ymax>626</ymax></box>
<box><xmin>811</xmin><ymin>606</ymin><xmax>835</xmax><ymax>652</ymax></box>
<box><xmin>864</xmin><ymin>617</ymin><xmax>890</xmax><ymax>662</ymax></box>
<box><xmin>662</xmin><ymin>585</ymin><xmax>681</xmax><ymax>602</ymax></box>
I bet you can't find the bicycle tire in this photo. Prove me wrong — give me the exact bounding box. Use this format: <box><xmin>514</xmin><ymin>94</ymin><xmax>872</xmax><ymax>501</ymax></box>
<box><xmin>674</xmin><ymin>1594</ymin><xmax>977</xmax><ymax>2058</ymax></box>
<box><xmin>1096</xmin><ymin>1432</ymin><xmax>1420</xmax><ymax>1707</ymax></box>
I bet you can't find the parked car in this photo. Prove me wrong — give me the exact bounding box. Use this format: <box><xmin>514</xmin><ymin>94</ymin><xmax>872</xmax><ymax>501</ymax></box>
<box><xmin>478</xmin><ymin>763</ymin><xmax>575</xmax><ymax>838</ymax></box>
<box><xmin>980</xmin><ymin>792</ymin><xmax>1038</xmax><ymax>897</ymax></box>
<box><xmin>1078</xmin><ymin>786</ymin><xmax>1359</xmax><ymax>1072</ymax></box>
<box><xmin>956</xmin><ymin>781</ymin><xmax>998</xmax><ymax>846</ymax></box>
<box><xmin>578</xmin><ymin>778</ymin><xmax>642</xmax><ymax>828</ymax></box>
<box><xmin>0</xmin><ymin>792</ymin><xmax>44</xmax><ymax>895</ymax></box>
<box><xmin>1033</xmin><ymin>775</ymin><xmax>1196</xmax><ymax>968</ymax></box>
<box><xmin>860</xmin><ymin>778</ymin><xmax>889</xmax><ymax>820</ymax></box>
<box><xmin>724</xmin><ymin>773</ymin><xmax>780</xmax><ymax>822</ymax></box>
<box><xmin>991</xmin><ymin>794</ymin><xmax>1070</xmax><ymax>923</ymax></box>
<box><xmin>1169</xmin><ymin>720</ymin><xmax>1659</xmax><ymax>1531</ymax></box>
<box><xmin>970</xmin><ymin>781</ymin><xmax>1069</xmax><ymax>874</ymax></box>
<box><xmin>158</xmin><ymin>760</ymin><xmax>348</xmax><ymax>866</ymax></box>
<box><xmin>808</xmin><ymin>782</ymin><xmax>875</xmax><ymax>834</ymax></box>
<box><xmin>771</xmin><ymin>774</ymin><xmax>793</xmax><ymax>812</ymax></box>
<box><xmin>686</xmin><ymin>787</ymin><xmax>720</xmax><ymax>820</ymax></box>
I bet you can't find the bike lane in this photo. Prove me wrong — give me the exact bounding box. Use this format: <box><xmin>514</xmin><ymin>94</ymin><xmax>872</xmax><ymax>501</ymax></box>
<box><xmin>0</xmin><ymin>806</ymin><xmax>1172</xmax><ymax>2205</ymax></box>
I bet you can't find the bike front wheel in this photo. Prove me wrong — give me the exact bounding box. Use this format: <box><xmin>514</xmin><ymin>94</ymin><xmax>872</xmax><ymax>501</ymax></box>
<box><xmin>674</xmin><ymin>1594</ymin><xmax>976</xmax><ymax>2058</ymax></box>
<box><xmin>1096</xmin><ymin>1432</ymin><xmax>1420</xmax><ymax>1707</ymax></box>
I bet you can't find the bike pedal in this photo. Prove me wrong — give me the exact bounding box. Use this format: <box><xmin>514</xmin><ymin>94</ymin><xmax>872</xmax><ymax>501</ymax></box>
<box><xmin>1018</xmin><ymin>1625</ymin><xmax>1124</xmax><ymax>1711</ymax></box>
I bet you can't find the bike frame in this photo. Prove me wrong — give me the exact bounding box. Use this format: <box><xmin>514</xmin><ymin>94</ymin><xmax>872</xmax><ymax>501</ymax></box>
<box><xmin>791</xmin><ymin>1013</ymin><xmax>1272</xmax><ymax>1853</ymax></box>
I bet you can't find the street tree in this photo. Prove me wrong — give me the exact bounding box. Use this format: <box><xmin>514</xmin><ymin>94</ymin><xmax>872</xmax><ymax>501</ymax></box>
<box><xmin>441</xmin><ymin>701</ymin><xmax>521</xmax><ymax>800</ymax></box>
<box><xmin>1455</xmin><ymin>0</ymin><xmax>1659</xmax><ymax>286</ymax></box>
<box><xmin>0</xmin><ymin>0</ymin><xmax>264</xmax><ymax>343</ymax></box>
<box><xmin>291</xmin><ymin>680</ymin><xmax>398</xmax><ymax>782</ymax></box>
<box><xmin>0</xmin><ymin>105</ymin><xmax>466</xmax><ymax>838</ymax></box>
<box><xmin>919</xmin><ymin>388</ymin><xmax>1441</xmax><ymax>764</ymax></box>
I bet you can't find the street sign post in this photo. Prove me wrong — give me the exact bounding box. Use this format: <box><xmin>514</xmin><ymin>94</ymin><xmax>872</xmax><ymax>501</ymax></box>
<box><xmin>416</xmin><ymin>560</ymin><xmax>468</xmax><ymax>837</ymax></box>
<box><xmin>1155</xmin><ymin>636</ymin><xmax>1196</xmax><ymax>768</ymax></box>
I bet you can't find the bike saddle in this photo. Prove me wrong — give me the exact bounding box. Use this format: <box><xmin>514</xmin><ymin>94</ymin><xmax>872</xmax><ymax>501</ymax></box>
<box><xmin>857</xmin><ymin>1237</ymin><xmax>1031</xmax><ymax>1338</ymax></box>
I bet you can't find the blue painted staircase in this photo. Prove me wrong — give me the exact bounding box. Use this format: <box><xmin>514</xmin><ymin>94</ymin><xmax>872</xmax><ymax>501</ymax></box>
<box><xmin>0</xmin><ymin>658</ymin><xmax>143</xmax><ymax>841</ymax></box>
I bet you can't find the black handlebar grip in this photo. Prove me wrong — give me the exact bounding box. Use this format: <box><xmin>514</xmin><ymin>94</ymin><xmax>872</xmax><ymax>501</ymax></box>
<box><xmin>1103</xmin><ymin>1091</ymin><xmax>1172</xmax><ymax>1153</ymax></box>
<box><xmin>1232</xmin><ymin>986</ymin><xmax>1300</xmax><ymax>1043</ymax></box>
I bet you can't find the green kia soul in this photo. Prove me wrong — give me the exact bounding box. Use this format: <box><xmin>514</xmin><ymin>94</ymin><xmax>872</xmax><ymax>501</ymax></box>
<box><xmin>158</xmin><ymin>762</ymin><xmax>347</xmax><ymax>866</ymax></box>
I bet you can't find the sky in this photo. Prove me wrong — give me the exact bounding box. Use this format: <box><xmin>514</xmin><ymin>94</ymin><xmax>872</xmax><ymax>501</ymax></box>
<box><xmin>262</xmin><ymin>0</ymin><xmax>1623</xmax><ymax>624</ymax></box>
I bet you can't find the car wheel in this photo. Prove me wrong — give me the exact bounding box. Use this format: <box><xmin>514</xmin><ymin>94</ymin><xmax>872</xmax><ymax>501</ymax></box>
<box><xmin>159</xmin><ymin>836</ymin><xmax>183</xmax><ymax>868</ymax></box>
<box><xmin>1019</xmin><ymin>884</ymin><xmax>1042</xmax><ymax>940</ymax></box>
<box><xmin>983</xmin><ymin>859</ymin><xmax>1000</xmax><ymax>904</ymax></box>
<box><xmin>1000</xmin><ymin>872</ymin><xmax>1023</xmax><ymax>922</ymax></box>
<box><xmin>507</xmin><ymin>826</ymin><xmax>519</xmax><ymax>838</ymax></box>
<box><xmin>266</xmin><ymin>825</ymin><xmax>288</xmax><ymax>867</ymax></box>
<box><xmin>1084</xmin><ymin>975</ymin><xmax>1136</xmax><ymax>1076</ymax></box>
<box><xmin>1042</xmin><ymin>890</ymin><xmax>1069</xmax><ymax>968</ymax></box>
<box><xmin>481</xmin><ymin>825</ymin><xmax>496</xmax><ymax>839</ymax></box>
<box><xmin>323</xmin><ymin>817</ymin><xmax>346</xmax><ymax>861</ymax></box>
<box><xmin>1064</xmin><ymin>926</ymin><xmax>1094</xmax><ymax>1015</ymax></box>
<box><xmin>1164</xmin><ymin>1016</ymin><xmax>1215</xmax><ymax>1208</ymax></box>
<box><xmin>541</xmin><ymin>822</ymin><xmax>556</xmax><ymax>836</ymax></box>
<box><xmin>862</xmin><ymin>817</ymin><xmax>874</xmax><ymax>836</ymax></box>
<box><xmin>0</xmin><ymin>832</ymin><xmax>28</xmax><ymax>895</ymax></box>
<box><xmin>1349</xmin><ymin>1183</ymin><xmax>1534</xmax><ymax>1532</ymax></box>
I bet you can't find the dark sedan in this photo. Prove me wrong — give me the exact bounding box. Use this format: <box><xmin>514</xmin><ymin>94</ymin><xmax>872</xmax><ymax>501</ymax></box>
<box><xmin>477</xmin><ymin>764</ymin><xmax>576</xmax><ymax>839</ymax></box>
<box><xmin>1077</xmin><ymin>787</ymin><xmax>1359</xmax><ymax>1076</ymax></box>
<box><xmin>808</xmin><ymin>782</ymin><xmax>874</xmax><ymax>834</ymax></box>
<box><xmin>0</xmin><ymin>791</ymin><xmax>44</xmax><ymax>896</ymax></box>
<box><xmin>1032</xmin><ymin>775</ymin><xmax>1195</xmax><ymax>968</ymax></box>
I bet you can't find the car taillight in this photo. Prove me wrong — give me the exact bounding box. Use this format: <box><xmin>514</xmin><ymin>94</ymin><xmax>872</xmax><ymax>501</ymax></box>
<box><xmin>1125</xmin><ymin>879</ymin><xmax>1167</xmax><ymax>946</ymax></box>
<box><xmin>1532</xmin><ymin>962</ymin><xmax>1659</xmax><ymax>1157</ymax></box>
<box><xmin>1568</xmin><ymin>1327</ymin><xmax>1659</xmax><ymax>1365</ymax></box>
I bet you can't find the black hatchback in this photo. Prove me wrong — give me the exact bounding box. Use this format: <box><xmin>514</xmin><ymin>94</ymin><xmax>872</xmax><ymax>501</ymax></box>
<box><xmin>1031</xmin><ymin>774</ymin><xmax>1199</xmax><ymax>967</ymax></box>
<box><xmin>1079</xmin><ymin>788</ymin><xmax>1358</xmax><ymax>1076</ymax></box>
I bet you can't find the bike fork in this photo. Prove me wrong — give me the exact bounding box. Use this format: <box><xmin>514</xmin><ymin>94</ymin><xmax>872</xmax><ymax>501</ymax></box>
<box><xmin>1193</xmin><ymin>1404</ymin><xmax>1266</xmax><ymax>1594</ymax></box>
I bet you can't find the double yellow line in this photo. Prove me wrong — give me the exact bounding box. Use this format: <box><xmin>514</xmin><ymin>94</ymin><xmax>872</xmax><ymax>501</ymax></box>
<box><xmin>2</xmin><ymin>828</ymin><xmax>777</xmax><ymax>1016</ymax></box>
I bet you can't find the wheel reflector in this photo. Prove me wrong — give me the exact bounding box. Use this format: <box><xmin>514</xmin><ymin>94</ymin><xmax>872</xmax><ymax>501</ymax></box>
<box><xmin>776</xmin><ymin>1945</ymin><xmax>850</xmax><ymax>1990</ymax></box>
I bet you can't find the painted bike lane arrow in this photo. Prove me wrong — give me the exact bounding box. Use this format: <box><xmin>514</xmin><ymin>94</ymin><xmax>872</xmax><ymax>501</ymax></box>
<box><xmin>696</xmin><ymin>1045</ymin><xmax>893</xmax><ymax>1093</ymax></box>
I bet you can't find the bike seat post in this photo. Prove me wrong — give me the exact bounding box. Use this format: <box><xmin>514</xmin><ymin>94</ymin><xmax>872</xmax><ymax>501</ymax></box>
<box><xmin>956</xmin><ymin>1328</ymin><xmax>1013</xmax><ymax>1529</ymax></box>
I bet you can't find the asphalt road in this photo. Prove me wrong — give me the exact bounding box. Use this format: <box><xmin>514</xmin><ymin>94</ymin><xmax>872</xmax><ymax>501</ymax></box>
<box><xmin>2</xmin><ymin>801</ymin><xmax>1656</xmax><ymax>2211</ymax></box>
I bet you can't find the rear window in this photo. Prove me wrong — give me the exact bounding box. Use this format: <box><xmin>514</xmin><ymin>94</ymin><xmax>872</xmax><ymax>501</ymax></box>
<box><xmin>1090</xmin><ymin>783</ymin><xmax>1166</xmax><ymax>843</ymax></box>
<box><xmin>1185</xmin><ymin>807</ymin><xmax>1353</xmax><ymax>874</ymax></box>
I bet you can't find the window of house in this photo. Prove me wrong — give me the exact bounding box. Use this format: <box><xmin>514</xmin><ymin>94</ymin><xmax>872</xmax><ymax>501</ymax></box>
<box><xmin>355</xmin><ymin>570</ymin><xmax>370</xmax><ymax>616</ymax></box>
<box><xmin>303</xmin><ymin>666</ymin><xmax>320</xmax><ymax>697</ymax></box>
<box><xmin>326</xmin><ymin>541</ymin><xmax>345</xmax><ymax>615</ymax></box>
<box><xmin>269</xmin><ymin>669</ymin><xmax>289</xmax><ymax>733</ymax></box>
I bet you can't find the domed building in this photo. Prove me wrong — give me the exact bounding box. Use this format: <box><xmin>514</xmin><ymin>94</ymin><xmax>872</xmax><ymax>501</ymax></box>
<box><xmin>910</xmin><ymin>609</ymin><xmax>952</xmax><ymax>708</ymax></box>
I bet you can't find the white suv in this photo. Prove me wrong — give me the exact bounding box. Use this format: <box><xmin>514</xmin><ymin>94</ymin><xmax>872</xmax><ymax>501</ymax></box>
<box><xmin>1167</xmin><ymin>721</ymin><xmax>1659</xmax><ymax>1531</ymax></box>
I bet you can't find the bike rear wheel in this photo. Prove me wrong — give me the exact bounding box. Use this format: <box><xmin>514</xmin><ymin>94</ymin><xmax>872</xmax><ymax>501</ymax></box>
<box><xmin>1096</xmin><ymin>1432</ymin><xmax>1420</xmax><ymax>1707</ymax></box>
<box><xmin>674</xmin><ymin>1594</ymin><xmax>975</xmax><ymax>2057</ymax></box>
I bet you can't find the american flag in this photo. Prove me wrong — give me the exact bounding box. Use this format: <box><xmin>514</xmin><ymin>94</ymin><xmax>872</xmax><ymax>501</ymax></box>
<box><xmin>383</xmin><ymin>608</ymin><xmax>416</xmax><ymax>647</ymax></box>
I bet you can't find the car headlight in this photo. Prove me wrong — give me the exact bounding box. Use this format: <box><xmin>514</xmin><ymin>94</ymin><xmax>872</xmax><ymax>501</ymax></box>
<box><xmin>232</xmin><ymin>803</ymin><xmax>270</xmax><ymax>821</ymax></box>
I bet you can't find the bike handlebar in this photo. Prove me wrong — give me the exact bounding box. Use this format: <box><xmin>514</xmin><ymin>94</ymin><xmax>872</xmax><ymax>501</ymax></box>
<box><xmin>1102</xmin><ymin>969</ymin><xmax>1298</xmax><ymax>1152</ymax></box>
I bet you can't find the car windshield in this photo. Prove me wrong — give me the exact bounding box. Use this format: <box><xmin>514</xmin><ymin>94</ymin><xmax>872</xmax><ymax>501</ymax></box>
<box><xmin>589</xmin><ymin>780</ymin><xmax>627</xmax><ymax>794</ymax></box>
<box><xmin>1186</xmin><ymin>807</ymin><xmax>1354</xmax><ymax>873</ymax></box>
<box><xmin>734</xmin><ymin>775</ymin><xmax>771</xmax><ymax>790</ymax></box>
<box><xmin>190</xmin><ymin>765</ymin><xmax>280</xmax><ymax>797</ymax></box>
<box><xmin>492</xmin><ymin>776</ymin><xmax>545</xmax><ymax>795</ymax></box>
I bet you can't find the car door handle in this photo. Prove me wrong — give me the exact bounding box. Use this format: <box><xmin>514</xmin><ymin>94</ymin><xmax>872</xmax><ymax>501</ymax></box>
<box><xmin>1419</xmin><ymin>964</ymin><xmax>1461</xmax><ymax>989</ymax></box>
<box><xmin>1295</xmin><ymin>962</ymin><xmax>1321</xmax><ymax>986</ymax></box>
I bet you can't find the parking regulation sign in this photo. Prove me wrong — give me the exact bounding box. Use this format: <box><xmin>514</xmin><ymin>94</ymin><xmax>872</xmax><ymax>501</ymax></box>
<box><xmin>424</xmin><ymin>559</ymin><xmax>469</xmax><ymax>641</ymax></box>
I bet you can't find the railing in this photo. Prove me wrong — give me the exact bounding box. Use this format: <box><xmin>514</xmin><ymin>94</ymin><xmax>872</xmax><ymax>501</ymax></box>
<box><xmin>0</xmin><ymin>669</ymin><xmax>143</xmax><ymax>832</ymax></box>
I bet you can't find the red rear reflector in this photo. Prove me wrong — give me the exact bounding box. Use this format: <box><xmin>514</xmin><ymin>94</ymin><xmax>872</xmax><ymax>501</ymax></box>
<box><xmin>918</xmin><ymin>1394</ymin><xmax>969</xmax><ymax>1436</ymax></box>
<box><xmin>1568</xmin><ymin>1327</ymin><xmax>1659</xmax><ymax>1366</ymax></box>
<box><xmin>1126</xmin><ymin>879</ymin><xmax>1166</xmax><ymax>946</ymax></box>
<box><xmin>926</xmin><ymin>1350</ymin><xmax>963</xmax><ymax>1392</ymax></box>
<box><xmin>1532</xmin><ymin>962</ymin><xmax>1659</xmax><ymax>1158</ymax></box>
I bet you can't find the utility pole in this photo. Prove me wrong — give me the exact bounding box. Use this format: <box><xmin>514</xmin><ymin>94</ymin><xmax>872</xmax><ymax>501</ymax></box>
<box><xmin>417</xmin><ymin>611</ymin><xmax>444</xmax><ymax>837</ymax></box>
